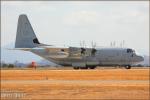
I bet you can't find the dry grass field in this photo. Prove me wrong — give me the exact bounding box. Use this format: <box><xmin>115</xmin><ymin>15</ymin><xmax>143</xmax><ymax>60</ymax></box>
<box><xmin>1</xmin><ymin>68</ymin><xmax>149</xmax><ymax>100</ymax></box>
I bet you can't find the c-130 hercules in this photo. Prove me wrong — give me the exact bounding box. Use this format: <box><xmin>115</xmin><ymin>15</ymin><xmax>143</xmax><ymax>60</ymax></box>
<box><xmin>14</xmin><ymin>14</ymin><xmax>144</xmax><ymax>69</ymax></box>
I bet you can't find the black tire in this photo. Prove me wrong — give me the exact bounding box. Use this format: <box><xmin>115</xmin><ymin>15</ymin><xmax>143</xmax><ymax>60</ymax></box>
<box><xmin>125</xmin><ymin>65</ymin><xmax>131</xmax><ymax>69</ymax></box>
<box><xmin>80</xmin><ymin>66</ymin><xmax>88</xmax><ymax>69</ymax></box>
<box><xmin>89</xmin><ymin>66</ymin><xmax>96</xmax><ymax>69</ymax></box>
<box><xmin>73</xmin><ymin>67</ymin><xmax>79</xmax><ymax>69</ymax></box>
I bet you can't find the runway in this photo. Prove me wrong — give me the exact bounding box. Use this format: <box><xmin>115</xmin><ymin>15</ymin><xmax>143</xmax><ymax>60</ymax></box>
<box><xmin>1</xmin><ymin>68</ymin><xmax>149</xmax><ymax>99</ymax></box>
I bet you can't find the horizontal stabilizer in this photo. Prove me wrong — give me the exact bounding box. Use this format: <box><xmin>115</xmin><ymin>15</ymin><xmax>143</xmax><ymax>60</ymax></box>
<box><xmin>7</xmin><ymin>48</ymin><xmax>32</xmax><ymax>51</ymax></box>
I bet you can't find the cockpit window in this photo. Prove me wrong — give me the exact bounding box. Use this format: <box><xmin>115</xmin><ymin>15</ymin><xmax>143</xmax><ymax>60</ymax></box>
<box><xmin>61</xmin><ymin>49</ymin><xmax>64</xmax><ymax>52</ymax></box>
<box><xmin>127</xmin><ymin>49</ymin><xmax>133</xmax><ymax>53</ymax></box>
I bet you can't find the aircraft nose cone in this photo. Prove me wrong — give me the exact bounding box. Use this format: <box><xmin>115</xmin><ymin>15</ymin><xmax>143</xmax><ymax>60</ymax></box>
<box><xmin>137</xmin><ymin>56</ymin><xmax>144</xmax><ymax>62</ymax></box>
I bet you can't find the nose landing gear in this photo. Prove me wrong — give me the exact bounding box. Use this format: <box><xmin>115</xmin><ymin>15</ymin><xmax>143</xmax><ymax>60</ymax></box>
<box><xmin>124</xmin><ymin>65</ymin><xmax>131</xmax><ymax>69</ymax></box>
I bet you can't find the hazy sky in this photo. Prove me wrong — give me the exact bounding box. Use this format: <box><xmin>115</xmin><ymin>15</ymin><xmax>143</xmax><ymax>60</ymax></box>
<box><xmin>1</xmin><ymin>1</ymin><xmax>149</xmax><ymax>55</ymax></box>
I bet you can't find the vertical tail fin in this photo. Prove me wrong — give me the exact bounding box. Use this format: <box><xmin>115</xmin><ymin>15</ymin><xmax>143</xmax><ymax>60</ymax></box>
<box><xmin>15</xmin><ymin>14</ymin><xmax>49</xmax><ymax>48</ymax></box>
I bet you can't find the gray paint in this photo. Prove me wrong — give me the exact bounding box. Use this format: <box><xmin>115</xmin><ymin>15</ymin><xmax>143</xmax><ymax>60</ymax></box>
<box><xmin>15</xmin><ymin>14</ymin><xmax>50</xmax><ymax>48</ymax></box>
<box><xmin>29</xmin><ymin>47</ymin><xmax>144</xmax><ymax>67</ymax></box>
<box><xmin>14</xmin><ymin>14</ymin><xmax>144</xmax><ymax>68</ymax></box>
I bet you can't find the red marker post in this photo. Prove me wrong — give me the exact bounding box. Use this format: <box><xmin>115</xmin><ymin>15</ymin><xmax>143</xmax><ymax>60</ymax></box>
<box><xmin>31</xmin><ymin>61</ymin><xmax>36</xmax><ymax>69</ymax></box>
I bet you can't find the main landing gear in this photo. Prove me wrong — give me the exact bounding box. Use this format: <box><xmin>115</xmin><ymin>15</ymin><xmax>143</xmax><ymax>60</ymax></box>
<box><xmin>73</xmin><ymin>66</ymin><xmax>96</xmax><ymax>70</ymax></box>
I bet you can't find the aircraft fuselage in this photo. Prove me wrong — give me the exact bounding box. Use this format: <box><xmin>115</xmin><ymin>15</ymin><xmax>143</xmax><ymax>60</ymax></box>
<box><xmin>29</xmin><ymin>47</ymin><xmax>144</xmax><ymax>69</ymax></box>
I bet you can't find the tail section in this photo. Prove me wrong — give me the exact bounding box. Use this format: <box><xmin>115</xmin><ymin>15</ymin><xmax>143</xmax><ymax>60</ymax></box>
<box><xmin>15</xmin><ymin>14</ymin><xmax>49</xmax><ymax>48</ymax></box>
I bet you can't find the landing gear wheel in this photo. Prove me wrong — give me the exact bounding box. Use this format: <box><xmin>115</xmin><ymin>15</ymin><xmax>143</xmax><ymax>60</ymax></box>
<box><xmin>89</xmin><ymin>66</ymin><xmax>96</xmax><ymax>69</ymax></box>
<box><xmin>125</xmin><ymin>65</ymin><xmax>131</xmax><ymax>69</ymax></box>
<box><xmin>73</xmin><ymin>67</ymin><xmax>79</xmax><ymax>69</ymax></box>
<box><xmin>80</xmin><ymin>66</ymin><xmax>88</xmax><ymax>69</ymax></box>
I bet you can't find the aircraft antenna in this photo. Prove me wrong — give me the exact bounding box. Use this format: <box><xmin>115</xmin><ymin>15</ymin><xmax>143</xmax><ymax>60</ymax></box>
<box><xmin>83</xmin><ymin>41</ymin><xmax>86</xmax><ymax>48</ymax></box>
<box><xmin>123</xmin><ymin>40</ymin><xmax>125</xmax><ymax>47</ymax></box>
<box><xmin>120</xmin><ymin>42</ymin><xmax>122</xmax><ymax>48</ymax></box>
<box><xmin>80</xmin><ymin>41</ymin><xmax>83</xmax><ymax>48</ymax></box>
<box><xmin>91</xmin><ymin>41</ymin><xmax>96</xmax><ymax>49</ymax></box>
<box><xmin>91</xmin><ymin>41</ymin><xmax>93</xmax><ymax>48</ymax></box>
<box><xmin>80</xmin><ymin>41</ymin><xmax>82</xmax><ymax>48</ymax></box>
<box><xmin>110</xmin><ymin>42</ymin><xmax>113</xmax><ymax>47</ymax></box>
<box><xmin>113</xmin><ymin>41</ymin><xmax>116</xmax><ymax>47</ymax></box>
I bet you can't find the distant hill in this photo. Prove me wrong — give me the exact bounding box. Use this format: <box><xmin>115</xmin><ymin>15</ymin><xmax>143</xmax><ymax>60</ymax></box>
<box><xmin>1</xmin><ymin>48</ymin><xmax>43</xmax><ymax>63</ymax></box>
<box><xmin>1</xmin><ymin>43</ymin><xmax>41</xmax><ymax>63</ymax></box>
<box><xmin>1</xmin><ymin>45</ymin><xmax>58</xmax><ymax>66</ymax></box>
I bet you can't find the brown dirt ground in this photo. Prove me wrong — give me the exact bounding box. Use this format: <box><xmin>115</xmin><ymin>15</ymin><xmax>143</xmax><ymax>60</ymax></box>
<box><xmin>1</xmin><ymin>68</ymin><xmax>150</xmax><ymax>100</ymax></box>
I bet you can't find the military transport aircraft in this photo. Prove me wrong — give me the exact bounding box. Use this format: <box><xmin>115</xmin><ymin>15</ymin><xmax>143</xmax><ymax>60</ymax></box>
<box><xmin>14</xmin><ymin>14</ymin><xmax>144</xmax><ymax>69</ymax></box>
